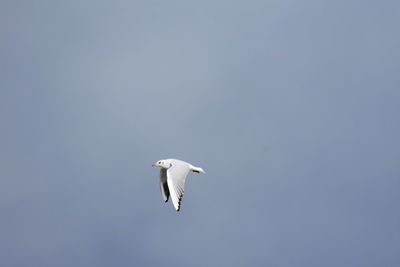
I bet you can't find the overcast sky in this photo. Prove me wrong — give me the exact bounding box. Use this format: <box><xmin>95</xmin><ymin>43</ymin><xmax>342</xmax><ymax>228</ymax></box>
<box><xmin>1</xmin><ymin>1</ymin><xmax>400</xmax><ymax>266</ymax></box>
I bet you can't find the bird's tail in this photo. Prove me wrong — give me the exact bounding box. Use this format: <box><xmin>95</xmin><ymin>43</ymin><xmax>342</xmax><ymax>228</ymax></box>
<box><xmin>190</xmin><ymin>165</ymin><xmax>205</xmax><ymax>174</ymax></box>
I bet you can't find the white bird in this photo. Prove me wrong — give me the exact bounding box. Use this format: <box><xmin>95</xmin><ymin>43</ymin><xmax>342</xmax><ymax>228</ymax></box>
<box><xmin>152</xmin><ymin>159</ymin><xmax>205</xmax><ymax>211</ymax></box>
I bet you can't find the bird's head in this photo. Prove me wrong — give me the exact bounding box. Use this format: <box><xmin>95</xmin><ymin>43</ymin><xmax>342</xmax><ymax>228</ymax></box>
<box><xmin>152</xmin><ymin>160</ymin><xmax>171</xmax><ymax>169</ymax></box>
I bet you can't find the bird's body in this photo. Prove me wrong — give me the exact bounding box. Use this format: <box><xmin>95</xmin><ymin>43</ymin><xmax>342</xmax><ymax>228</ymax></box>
<box><xmin>152</xmin><ymin>159</ymin><xmax>205</xmax><ymax>211</ymax></box>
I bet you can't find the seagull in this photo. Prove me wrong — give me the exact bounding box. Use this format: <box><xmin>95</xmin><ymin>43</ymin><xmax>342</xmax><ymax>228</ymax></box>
<box><xmin>152</xmin><ymin>159</ymin><xmax>205</xmax><ymax>211</ymax></box>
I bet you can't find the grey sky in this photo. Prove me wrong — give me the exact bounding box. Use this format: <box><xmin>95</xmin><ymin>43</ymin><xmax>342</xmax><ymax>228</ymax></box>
<box><xmin>1</xmin><ymin>0</ymin><xmax>400</xmax><ymax>266</ymax></box>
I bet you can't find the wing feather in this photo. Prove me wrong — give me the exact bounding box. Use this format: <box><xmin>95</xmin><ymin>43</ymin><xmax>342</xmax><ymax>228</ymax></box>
<box><xmin>159</xmin><ymin>168</ymin><xmax>169</xmax><ymax>202</ymax></box>
<box><xmin>167</xmin><ymin>162</ymin><xmax>190</xmax><ymax>211</ymax></box>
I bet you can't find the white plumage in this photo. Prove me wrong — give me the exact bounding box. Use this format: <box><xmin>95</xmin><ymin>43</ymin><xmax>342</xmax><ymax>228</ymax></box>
<box><xmin>152</xmin><ymin>159</ymin><xmax>205</xmax><ymax>211</ymax></box>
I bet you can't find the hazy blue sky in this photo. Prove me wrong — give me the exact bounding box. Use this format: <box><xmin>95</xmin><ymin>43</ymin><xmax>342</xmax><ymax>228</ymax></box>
<box><xmin>1</xmin><ymin>1</ymin><xmax>400</xmax><ymax>266</ymax></box>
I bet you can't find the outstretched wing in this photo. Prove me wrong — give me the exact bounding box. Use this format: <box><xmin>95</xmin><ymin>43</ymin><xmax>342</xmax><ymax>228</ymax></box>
<box><xmin>159</xmin><ymin>168</ymin><xmax>169</xmax><ymax>202</ymax></box>
<box><xmin>167</xmin><ymin>162</ymin><xmax>190</xmax><ymax>211</ymax></box>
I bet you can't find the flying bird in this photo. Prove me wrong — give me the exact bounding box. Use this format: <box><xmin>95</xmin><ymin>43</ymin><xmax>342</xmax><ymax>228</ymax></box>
<box><xmin>152</xmin><ymin>159</ymin><xmax>205</xmax><ymax>211</ymax></box>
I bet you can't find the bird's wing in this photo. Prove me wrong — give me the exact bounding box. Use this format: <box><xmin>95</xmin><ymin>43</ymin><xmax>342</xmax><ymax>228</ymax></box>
<box><xmin>159</xmin><ymin>168</ymin><xmax>169</xmax><ymax>202</ymax></box>
<box><xmin>167</xmin><ymin>162</ymin><xmax>190</xmax><ymax>211</ymax></box>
